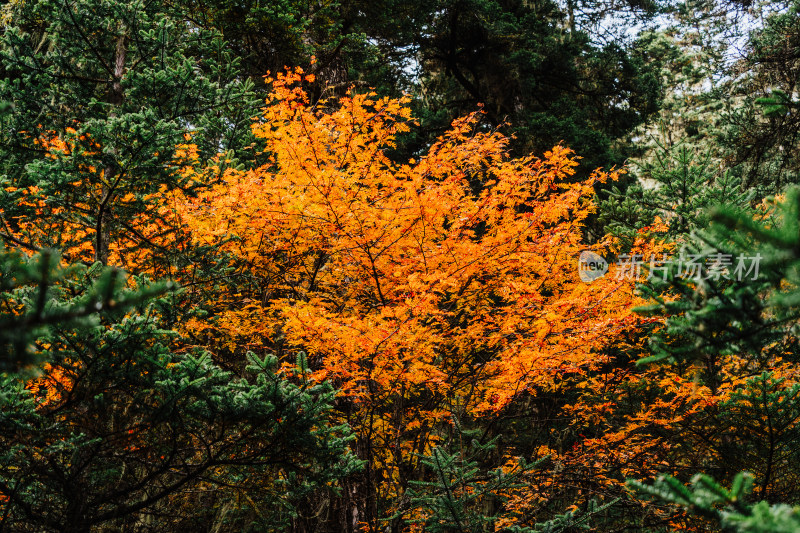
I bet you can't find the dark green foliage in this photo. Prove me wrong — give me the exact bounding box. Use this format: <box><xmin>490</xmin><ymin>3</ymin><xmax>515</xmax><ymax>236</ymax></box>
<box><xmin>405</xmin><ymin>0</ymin><xmax>662</xmax><ymax>167</ymax></box>
<box><xmin>400</xmin><ymin>421</ymin><xmax>540</xmax><ymax>532</ymax></box>
<box><xmin>0</xmin><ymin>245</ymin><xmax>165</xmax><ymax>372</ymax></box>
<box><xmin>0</xmin><ymin>264</ymin><xmax>360</xmax><ymax>531</ymax></box>
<box><xmin>713</xmin><ymin>372</ymin><xmax>800</xmax><ymax>501</ymax></box>
<box><xmin>636</xmin><ymin>187</ymin><xmax>800</xmax><ymax>366</ymax></box>
<box><xmin>530</xmin><ymin>500</ymin><xmax>620</xmax><ymax>533</ymax></box>
<box><xmin>601</xmin><ymin>142</ymin><xmax>754</xmax><ymax>246</ymax></box>
<box><xmin>0</xmin><ymin>0</ymin><xmax>259</xmax><ymax>264</ymax></box>
<box><xmin>720</xmin><ymin>0</ymin><xmax>800</xmax><ymax>191</ymax></box>
<box><xmin>398</xmin><ymin>420</ymin><xmax>616</xmax><ymax>532</ymax></box>
<box><xmin>186</xmin><ymin>0</ymin><xmax>328</xmax><ymax>80</ymax></box>
<box><xmin>190</xmin><ymin>0</ymin><xmax>423</xmax><ymax>101</ymax></box>
<box><xmin>629</xmin><ymin>472</ymin><xmax>800</xmax><ymax>532</ymax></box>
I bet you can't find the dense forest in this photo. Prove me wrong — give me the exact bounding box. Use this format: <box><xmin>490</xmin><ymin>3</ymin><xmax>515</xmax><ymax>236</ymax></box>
<box><xmin>0</xmin><ymin>0</ymin><xmax>799</xmax><ymax>530</ymax></box>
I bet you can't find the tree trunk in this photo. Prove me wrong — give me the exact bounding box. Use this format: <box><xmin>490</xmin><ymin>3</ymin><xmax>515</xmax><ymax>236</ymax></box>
<box><xmin>95</xmin><ymin>28</ymin><xmax>127</xmax><ymax>265</ymax></box>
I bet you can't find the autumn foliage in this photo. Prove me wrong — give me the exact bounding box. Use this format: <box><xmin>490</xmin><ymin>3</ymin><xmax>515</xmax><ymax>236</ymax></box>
<box><xmin>166</xmin><ymin>68</ymin><xmax>662</xmax><ymax>526</ymax></box>
<box><xmin>12</xmin><ymin>66</ymin><xmax>779</xmax><ymax>531</ymax></box>
<box><xmin>4</xmin><ymin>63</ymin><xmax>799</xmax><ymax>531</ymax></box>
<box><xmin>7</xmin><ymin>0</ymin><xmax>800</xmax><ymax>529</ymax></box>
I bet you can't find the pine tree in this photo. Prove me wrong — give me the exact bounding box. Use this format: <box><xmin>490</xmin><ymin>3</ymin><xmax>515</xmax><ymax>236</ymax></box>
<box><xmin>630</xmin><ymin>472</ymin><xmax>800</xmax><ymax>533</ymax></box>
<box><xmin>397</xmin><ymin>420</ymin><xmax>615</xmax><ymax>532</ymax></box>
<box><xmin>601</xmin><ymin>142</ymin><xmax>754</xmax><ymax>246</ymax></box>
<box><xmin>630</xmin><ymin>187</ymin><xmax>800</xmax><ymax>521</ymax></box>
<box><xmin>408</xmin><ymin>0</ymin><xmax>662</xmax><ymax>168</ymax></box>
<box><xmin>599</xmin><ymin>0</ymin><xmax>759</xmax><ymax>245</ymax></box>
<box><xmin>0</xmin><ymin>263</ymin><xmax>360</xmax><ymax>531</ymax></box>
<box><xmin>637</xmin><ymin>187</ymin><xmax>800</xmax><ymax>365</ymax></box>
<box><xmin>713</xmin><ymin>372</ymin><xmax>800</xmax><ymax>501</ymax></box>
<box><xmin>0</xmin><ymin>244</ymin><xmax>164</xmax><ymax>372</ymax></box>
<box><xmin>720</xmin><ymin>0</ymin><xmax>800</xmax><ymax>191</ymax></box>
<box><xmin>400</xmin><ymin>422</ymin><xmax>540</xmax><ymax>532</ymax></box>
<box><xmin>0</xmin><ymin>0</ymin><xmax>259</xmax><ymax>266</ymax></box>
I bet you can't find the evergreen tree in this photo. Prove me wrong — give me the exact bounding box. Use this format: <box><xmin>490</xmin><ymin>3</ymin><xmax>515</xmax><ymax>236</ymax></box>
<box><xmin>637</xmin><ymin>187</ymin><xmax>800</xmax><ymax>365</ymax></box>
<box><xmin>0</xmin><ymin>0</ymin><xmax>259</xmax><ymax>266</ymax></box>
<box><xmin>630</xmin><ymin>472</ymin><xmax>800</xmax><ymax>532</ymax></box>
<box><xmin>0</xmin><ymin>244</ymin><xmax>164</xmax><ymax>372</ymax></box>
<box><xmin>600</xmin><ymin>141</ymin><xmax>754</xmax><ymax>245</ymax></box>
<box><xmin>405</xmin><ymin>0</ymin><xmax>662</xmax><ymax>168</ymax></box>
<box><xmin>712</xmin><ymin>372</ymin><xmax>800</xmax><ymax>501</ymax></box>
<box><xmin>396</xmin><ymin>419</ymin><xmax>617</xmax><ymax>532</ymax></box>
<box><xmin>630</xmin><ymin>187</ymin><xmax>800</xmax><ymax>518</ymax></box>
<box><xmin>0</xmin><ymin>263</ymin><xmax>359</xmax><ymax>531</ymax></box>
<box><xmin>720</xmin><ymin>0</ymin><xmax>800</xmax><ymax>191</ymax></box>
<box><xmin>399</xmin><ymin>422</ymin><xmax>540</xmax><ymax>532</ymax></box>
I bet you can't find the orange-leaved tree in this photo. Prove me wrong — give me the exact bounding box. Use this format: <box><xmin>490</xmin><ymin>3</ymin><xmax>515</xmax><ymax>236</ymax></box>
<box><xmin>176</xmin><ymin>68</ymin><xmax>656</xmax><ymax>529</ymax></box>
